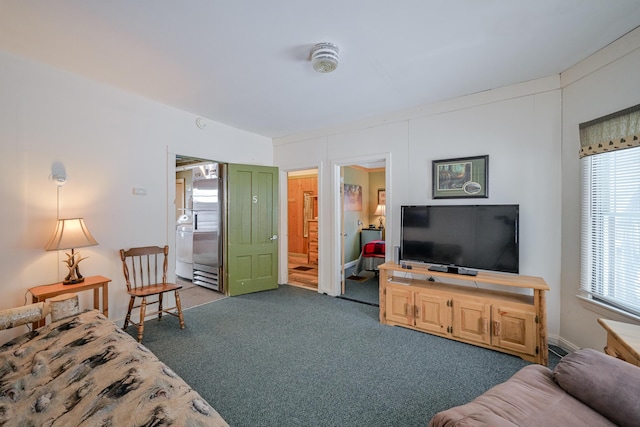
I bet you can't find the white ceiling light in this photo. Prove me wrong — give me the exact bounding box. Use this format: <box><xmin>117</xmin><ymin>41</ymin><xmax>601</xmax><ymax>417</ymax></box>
<box><xmin>311</xmin><ymin>43</ymin><xmax>339</xmax><ymax>73</ymax></box>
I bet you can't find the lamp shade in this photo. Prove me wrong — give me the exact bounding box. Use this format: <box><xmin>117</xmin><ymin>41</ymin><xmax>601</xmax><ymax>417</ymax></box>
<box><xmin>45</xmin><ymin>218</ymin><xmax>98</xmax><ymax>251</ymax></box>
<box><xmin>374</xmin><ymin>204</ymin><xmax>386</xmax><ymax>216</ymax></box>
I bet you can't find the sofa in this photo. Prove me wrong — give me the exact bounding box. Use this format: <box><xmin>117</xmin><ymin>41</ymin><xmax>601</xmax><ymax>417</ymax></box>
<box><xmin>429</xmin><ymin>348</ymin><xmax>640</xmax><ymax>427</ymax></box>
<box><xmin>0</xmin><ymin>304</ymin><xmax>228</xmax><ymax>426</ymax></box>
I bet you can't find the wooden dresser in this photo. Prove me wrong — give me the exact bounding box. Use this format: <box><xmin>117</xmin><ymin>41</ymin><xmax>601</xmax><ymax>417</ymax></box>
<box><xmin>307</xmin><ymin>219</ymin><xmax>318</xmax><ymax>264</ymax></box>
<box><xmin>598</xmin><ymin>318</ymin><xmax>640</xmax><ymax>366</ymax></box>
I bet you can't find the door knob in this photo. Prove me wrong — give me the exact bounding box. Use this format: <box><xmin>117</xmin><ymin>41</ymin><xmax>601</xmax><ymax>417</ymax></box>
<box><xmin>269</xmin><ymin>235</ymin><xmax>278</xmax><ymax>241</ymax></box>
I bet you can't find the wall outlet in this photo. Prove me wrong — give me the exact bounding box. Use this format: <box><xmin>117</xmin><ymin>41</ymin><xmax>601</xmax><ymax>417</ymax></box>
<box><xmin>132</xmin><ymin>187</ymin><xmax>147</xmax><ymax>195</ymax></box>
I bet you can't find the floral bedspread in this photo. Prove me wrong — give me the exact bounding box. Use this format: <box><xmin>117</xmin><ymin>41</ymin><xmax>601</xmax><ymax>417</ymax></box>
<box><xmin>0</xmin><ymin>310</ymin><xmax>228</xmax><ymax>426</ymax></box>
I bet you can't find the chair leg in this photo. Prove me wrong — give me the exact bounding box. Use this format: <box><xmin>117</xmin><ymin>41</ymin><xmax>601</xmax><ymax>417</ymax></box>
<box><xmin>124</xmin><ymin>297</ymin><xmax>135</xmax><ymax>330</ymax></box>
<box><xmin>175</xmin><ymin>290</ymin><xmax>185</xmax><ymax>330</ymax></box>
<box><xmin>137</xmin><ymin>297</ymin><xmax>147</xmax><ymax>342</ymax></box>
<box><xmin>158</xmin><ymin>293</ymin><xmax>163</xmax><ymax>320</ymax></box>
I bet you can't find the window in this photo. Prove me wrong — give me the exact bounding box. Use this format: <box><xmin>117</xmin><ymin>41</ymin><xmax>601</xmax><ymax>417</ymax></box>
<box><xmin>581</xmin><ymin>147</ymin><xmax>640</xmax><ymax>315</ymax></box>
<box><xmin>580</xmin><ymin>104</ymin><xmax>640</xmax><ymax>317</ymax></box>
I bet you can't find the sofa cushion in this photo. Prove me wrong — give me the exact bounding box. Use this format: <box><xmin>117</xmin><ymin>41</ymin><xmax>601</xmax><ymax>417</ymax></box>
<box><xmin>553</xmin><ymin>348</ymin><xmax>640</xmax><ymax>427</ymax></box>
<box><xmin>429</xmin><ymin>364</ymin><xmax>615</xmax><ymax>427</ymax></box>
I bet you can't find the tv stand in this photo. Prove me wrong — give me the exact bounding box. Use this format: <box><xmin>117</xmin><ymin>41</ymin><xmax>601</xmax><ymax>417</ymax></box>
<box><xmin>379</xmin><ymin>261</ymin><xmax>549</xmax><ymax>365</ymax></box>
<box><xmin>428</xmin><ymin>264</ymin><xmax>478</xmax><ymax>276</ymax></box>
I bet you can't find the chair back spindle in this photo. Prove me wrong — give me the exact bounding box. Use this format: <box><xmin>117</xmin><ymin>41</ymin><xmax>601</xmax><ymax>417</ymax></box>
<box><xmin>120</xmin><ymin>246</ymin><xmax>168</xmax><ymax>291</ymax></box>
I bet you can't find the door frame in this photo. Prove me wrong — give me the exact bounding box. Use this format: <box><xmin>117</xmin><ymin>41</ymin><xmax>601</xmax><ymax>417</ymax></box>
<box><xmin>330</xmin><ymin>153</ymin><xmax>391</xmax><ymax>297</ymax></box>
<box><xmin>166</xmin><ymin>152</ymin><xmax>179</xmax><ymax>283</ymax></box>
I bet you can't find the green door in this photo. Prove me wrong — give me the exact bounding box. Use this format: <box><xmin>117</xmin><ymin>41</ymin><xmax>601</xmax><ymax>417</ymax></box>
<box><xmin>226</xmin><ymin>164</ymin><xmax>279</xmax><ymax>296</ymax></box>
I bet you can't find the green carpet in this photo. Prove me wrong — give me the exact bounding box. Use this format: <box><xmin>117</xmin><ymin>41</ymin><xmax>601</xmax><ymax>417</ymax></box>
<box><xmin>132</xmin><ymin>285</ymin><xmax>562</xmax><ymax>427</ymax></box>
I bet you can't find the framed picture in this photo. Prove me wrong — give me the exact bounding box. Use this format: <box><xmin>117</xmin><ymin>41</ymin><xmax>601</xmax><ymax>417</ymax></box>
<box><xmin>344</xmin><ymin>184</ymin><xmax>362</xmax><ymax>211</ymax></box>
<box><xmin>432</xmin><ymin>155</ymin><xmax>488</xmax><ymax>199</ymax></box>
<box><xmin>378</xmin><ymin>189</ymin><xmax>386</xmax><ymax>205</ymax></box>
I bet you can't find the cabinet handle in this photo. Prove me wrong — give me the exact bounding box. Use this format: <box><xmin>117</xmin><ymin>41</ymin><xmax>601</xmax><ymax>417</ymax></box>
<box><xmin>493</xmin><ymin>320</ymin><xmax>501</xmax><ymax>336</ymax></box>
<box><xmin>482</xmin><ymin>318</ymin><xmax>489</xmax><ymax>334</ymax></box>
<box><xmin>415</xmin><ymin>305</ymin><xmax>420</xmax><ymax>318</ymax></box>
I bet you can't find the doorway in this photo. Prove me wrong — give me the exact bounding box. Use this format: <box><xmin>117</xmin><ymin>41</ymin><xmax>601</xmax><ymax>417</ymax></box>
<box><xmin>333</xmin><ymin>157</ymin><xmax>388</xmax><ymax>305</ymax></box>
<box><xmin>287</xmin><ymin>168</ymin><xmax>319</xmax><ymax>290</ymax></box>
<box><xmin>172</xmin><ymin>154</ymin><xmax>225</xmax><ymax>307</ymax></box>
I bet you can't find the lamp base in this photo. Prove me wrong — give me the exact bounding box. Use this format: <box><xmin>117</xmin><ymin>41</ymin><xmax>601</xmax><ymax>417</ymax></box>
<box><xmin>63</xmin><ymin>277</ymin><xmax>85</xmax><ymax>285</ymax></box>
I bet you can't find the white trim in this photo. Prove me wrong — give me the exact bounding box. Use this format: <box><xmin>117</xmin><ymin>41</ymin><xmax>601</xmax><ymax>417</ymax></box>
<box><xmin>561</xmin><ymin>26</ymin><xmax>640</xmax><ymax>88</ymax></box>
<box><xmin>273</xmin><ymin>77</ymin><xmax>560</xmax><ymax>146</ymax></box>
<box><xmin>166</xmin><ymin>150</ymin><xmax>177</xmax><ymax>283</ymax></box>
<box><xmin>576</xmin><ymin>294</ymin><xmax>640</xmax><ymax>324</ymax></box>
<box><xmin>555</xmin><ymin>336</ymin><xmax>580</xmax><ymax>353</ymax></box>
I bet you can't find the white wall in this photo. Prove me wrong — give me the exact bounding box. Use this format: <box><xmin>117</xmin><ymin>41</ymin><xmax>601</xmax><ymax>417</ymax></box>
<box><xmin>0</xmin><ymin>51</ymin><xmax>272</xmax><ymax>342</ymax></box>
<box><xmin>559</xmin><ymin>28</ymin><xmax>640</xmax><ymax>351</ymax></box>
<box><xmin>7</xmin><ymin>24</ymin><xmax>637</xmax><ymax>351</ymax></box>
<box><xmin>274</xmin><ymin>77</ymin><xmax>563</xmax><ymax>340</ymax></box>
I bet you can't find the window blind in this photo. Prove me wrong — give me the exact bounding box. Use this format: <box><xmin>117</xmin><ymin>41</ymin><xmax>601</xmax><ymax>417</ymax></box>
<box><xmin>580</xmin><ymin>146</ymin><xmax>640</xmax><ymax>316</ymax></box>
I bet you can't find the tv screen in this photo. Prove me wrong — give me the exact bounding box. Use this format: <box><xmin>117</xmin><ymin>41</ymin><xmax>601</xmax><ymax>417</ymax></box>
<box><xmin>400</xmin><ymin>204</ymin><xmax>519</xmax><ymax>274</ymax></box>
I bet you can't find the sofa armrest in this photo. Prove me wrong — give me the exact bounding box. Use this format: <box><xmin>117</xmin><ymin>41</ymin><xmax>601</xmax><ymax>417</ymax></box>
<box><xmin>553</xmin><ymin>348</ymin><xmax>640</xmax><ymax>427</ymax></box>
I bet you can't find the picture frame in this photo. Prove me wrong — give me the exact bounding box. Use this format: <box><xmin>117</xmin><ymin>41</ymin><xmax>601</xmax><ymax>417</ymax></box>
<box><xmin>378</xmin><ymin>189</ymin><xmax>386</xmax><ymax>205</ymax></box>
<box><xmin>344</xmin><ymin>184</ymin><xmax>362</xmax><ymax>211</ymax></box>
<box><xmin>432</xmin><ymin>155</ymin><xmax>488</xmax><ymax>199</ymax></box>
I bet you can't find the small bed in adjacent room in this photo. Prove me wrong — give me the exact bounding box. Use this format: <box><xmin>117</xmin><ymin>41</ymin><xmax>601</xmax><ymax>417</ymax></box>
<box><xmin>353</xmin><ymin>240</ymin><xmax>386</xmax><ymax>276</ymax></box>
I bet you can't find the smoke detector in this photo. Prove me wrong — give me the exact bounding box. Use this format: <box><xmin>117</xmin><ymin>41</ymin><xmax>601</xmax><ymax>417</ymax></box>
<box><xmin>311</xmin><ymin>43</ymin><xmax>339</xmax><ymax>73</ymax></box>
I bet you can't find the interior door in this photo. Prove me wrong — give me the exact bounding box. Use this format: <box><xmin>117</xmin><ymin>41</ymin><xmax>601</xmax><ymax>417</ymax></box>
<box><xmin>226</xmin><ymin>164</ymin><xmax>279</xmax><ymax>296</ymax></box>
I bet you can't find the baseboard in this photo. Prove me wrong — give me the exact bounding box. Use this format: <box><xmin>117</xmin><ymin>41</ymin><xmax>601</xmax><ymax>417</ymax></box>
<box><xmin>553</xmin><ymin>335</ymin><xmax>580</xmax><ymax>353</ymax></box>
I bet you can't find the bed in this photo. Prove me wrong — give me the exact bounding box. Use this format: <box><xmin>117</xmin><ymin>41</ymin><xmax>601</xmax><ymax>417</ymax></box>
<box><xmin>0</xmin><ymin>294</ymin><xmax>228</xmax><ymax>426</ymax></box>
<box><xmin>353</xmin><ymin>240</ymin><xmax>386</xmax><ymax>276</ymax></box>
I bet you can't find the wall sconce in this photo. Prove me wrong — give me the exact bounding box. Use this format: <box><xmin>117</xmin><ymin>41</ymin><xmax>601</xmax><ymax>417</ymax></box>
<box><xmin>45</xmin><ymin>218</ymin><xmax>98</xmax><ymax>284</ymax></box>
<box><xmin>374</xmin><ymin>204</ymin><xmax>386</xmax><ymax>229</ymax></box>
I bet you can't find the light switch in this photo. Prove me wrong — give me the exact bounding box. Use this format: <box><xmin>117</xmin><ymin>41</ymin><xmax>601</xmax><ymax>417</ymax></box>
<box><xmin>132</xmin><ymin>187</ymin><xmax>147</xmax><ymax>195</ymax></box>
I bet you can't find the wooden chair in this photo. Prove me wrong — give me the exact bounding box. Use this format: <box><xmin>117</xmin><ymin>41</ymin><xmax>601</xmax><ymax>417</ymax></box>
<box><xmin>119</xmin><ymin>245</ymin><xmax>185</xmax><ymax>342</ymax></box>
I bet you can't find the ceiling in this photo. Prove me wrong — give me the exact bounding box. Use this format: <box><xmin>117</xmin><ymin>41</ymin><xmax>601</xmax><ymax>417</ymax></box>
<box><xmin>2</xmin><ymin>1</ymin><xmax>640</xmax><ymax>139</ymax></box>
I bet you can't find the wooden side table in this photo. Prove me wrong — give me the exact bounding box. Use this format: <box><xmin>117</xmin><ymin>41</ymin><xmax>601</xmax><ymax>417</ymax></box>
<box><xmin>598</xmin><ymin>318</ymin><xmax>640</xmax><ymax>366</ymax></box>
<box><xmin>29</xmin><ymin>275</ymin><xmax>111</xmax><ymax>329</ymax></box>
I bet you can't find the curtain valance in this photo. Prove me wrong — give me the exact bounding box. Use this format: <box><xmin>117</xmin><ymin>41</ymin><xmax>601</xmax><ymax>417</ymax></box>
<box><xmin>579</xmin><ymin>104</ymin><xmax>640</xmax><ymax>158</ymax></box>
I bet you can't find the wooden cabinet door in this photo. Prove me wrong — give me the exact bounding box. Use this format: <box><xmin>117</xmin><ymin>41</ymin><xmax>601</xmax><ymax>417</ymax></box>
<box><xmin>415</xmin><ymin>292</ymin><xmax>450</xmax><ymax>336</ymax></box>
<box><xmin>492</xmin><ymin>305</ymin><xmax>536</xmax><ymax>356</ymax></box>
<box><xmin>452</xmin><ymin>298</ymin><xmax>491</xmax><ymax>345</ymax></box>
<box><xmin>386</xmin><ymin>286</ymin><xmax>414</xmax><ymax>326</ymax></box>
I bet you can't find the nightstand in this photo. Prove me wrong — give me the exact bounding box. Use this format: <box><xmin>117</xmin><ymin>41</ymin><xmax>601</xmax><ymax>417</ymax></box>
<box><xmin>29</xmin><ymin>275</ymin><xmax>111</xmax><ymax>329</ymax></box>
<box><xmin>361</xmin><ymin>228</ymin><xmax>383</xmax><ymax>250</ymax></box>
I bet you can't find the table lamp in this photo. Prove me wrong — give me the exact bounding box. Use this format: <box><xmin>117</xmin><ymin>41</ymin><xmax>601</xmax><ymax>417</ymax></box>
<box><xmin>45</xmin><ymin>217</ymin><xmax>98</xmax><ymax>284</ymax></box>
<box><xmin>374</xmin><ymin>204</ymin><xmax>386</xmax><ymax>229</ymax></box>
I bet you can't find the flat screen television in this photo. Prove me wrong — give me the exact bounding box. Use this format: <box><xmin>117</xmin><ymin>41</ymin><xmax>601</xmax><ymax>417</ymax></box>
<box><xmin>400</xmin><ymin>204</ymin><xmax>519</xmax><ymax>275</ymax></box>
